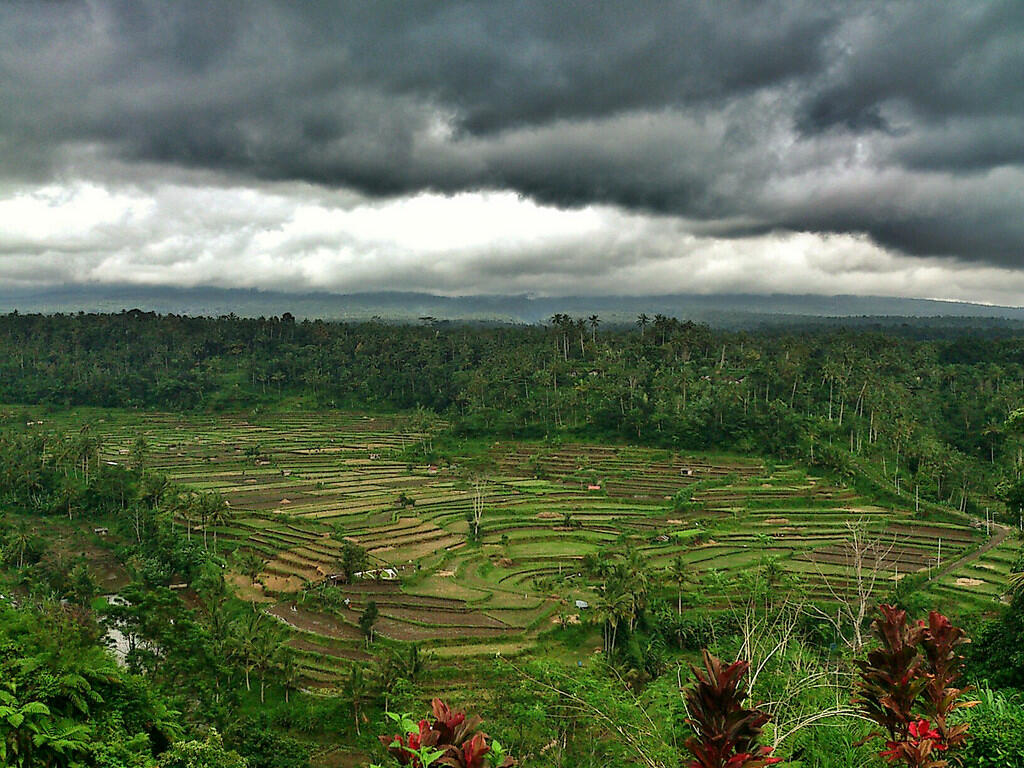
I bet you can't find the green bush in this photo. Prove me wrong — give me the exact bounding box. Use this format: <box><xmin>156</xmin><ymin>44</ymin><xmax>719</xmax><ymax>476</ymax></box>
<box><xmin>957</xmin><ymin>689</ymin><xmax>1024</xmax><ymax>767</ymax></box>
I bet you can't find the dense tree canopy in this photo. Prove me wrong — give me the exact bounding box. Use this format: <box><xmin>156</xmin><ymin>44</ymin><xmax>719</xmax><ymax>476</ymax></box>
<box><xmin>2</xmin><ymin>311</ymin><xmax>1022</xmax><ymax>517</ymax></box>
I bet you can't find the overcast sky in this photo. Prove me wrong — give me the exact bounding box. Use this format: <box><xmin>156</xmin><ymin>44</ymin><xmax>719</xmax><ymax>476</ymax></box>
<box><xmin>2</xmin><ymin>1</ymin><xmax>1023</xmax><ymax>303</ymax></box>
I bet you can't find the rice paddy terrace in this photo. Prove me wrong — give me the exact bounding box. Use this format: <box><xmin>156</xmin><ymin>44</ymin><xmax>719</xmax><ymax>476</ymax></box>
<box><xmin>79</xmin><ymin>409</ymin><xmax>1007</xmax><ymax>691</ymax></box>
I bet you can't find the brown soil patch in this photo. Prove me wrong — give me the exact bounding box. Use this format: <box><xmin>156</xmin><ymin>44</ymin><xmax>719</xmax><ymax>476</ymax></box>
<box><xmin>227</xmin><ymin>573</ymin><xmax>274</xmax><ymax>603</ymax></box>
<box><xmin>536</xmin><ymin>512</ymin><xmax>561</xmax><ymax>520</ymax></box>
<box><xmin>667</xmin><ymin>519</ymin><xmax>684</xmax><ymax>525</ymax></box>
<box><xmin>381</xmin><ymin>606</ymin><xmax>508</xmax><ymax>628</ymax></box>
<box><xmin>437</xmin><ymin>570</ymin><xmax>456</xmax><ymax>577</ymax></box>
<box><xmin>955</xmin><ymin>577</ymin><xmax>984</xmax><ymax>586</ymax></box>
<box><xmin>263</xmin><ymin>574</ymin><xmax>307</xmax><ymax>593</ymax></box>
<box><xmin>764</xmin><ymin>517</ymin><xmax>790</xmax><ymax>525</ymax></box>
<box><xmin>288</xmin><ymin>636</ymin><xmax>370</xmax><ymax>662</ymax></box>
<box><xmin>267</xmin><ymin>604</ymin><xmax>363</xmax><ymax>640</ymax></box>
<box><xmin>373</xmin><ymin>616</ymin><xmax>513</xmax><ymax>642</ymax></box>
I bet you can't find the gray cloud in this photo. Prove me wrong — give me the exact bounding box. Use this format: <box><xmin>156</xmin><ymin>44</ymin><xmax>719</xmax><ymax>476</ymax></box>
<box><xmin>1</xmin><ymin>0</ymin><xmax>1023</xmax><ymax>277</ymax></box>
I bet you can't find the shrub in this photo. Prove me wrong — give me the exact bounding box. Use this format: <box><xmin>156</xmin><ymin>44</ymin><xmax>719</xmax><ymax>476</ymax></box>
<box><xmin>681</xmin><ymin>650</ymin><xmax>782</xmax><ymax>768</ymax></box>
<box><xmin>372</xmin><ymin>698</ymin><xmax>514</xmax><ymax>768</ymax></box>
<box><xmin>854</xmin><ymin>605</ymin><xmax>974</xmax><ymax>767</ymax></box>
<box><xmin>957</xmin><ymin>688</ymin><xmax>1024</xmax><ymax>767</ymax></box>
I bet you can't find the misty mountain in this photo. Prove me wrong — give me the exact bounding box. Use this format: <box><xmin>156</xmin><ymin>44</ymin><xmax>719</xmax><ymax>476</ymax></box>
<box><xmin>2</xmin><ymin>285</ymin><xmax>1024</xmax><ymax>329</ymax></box>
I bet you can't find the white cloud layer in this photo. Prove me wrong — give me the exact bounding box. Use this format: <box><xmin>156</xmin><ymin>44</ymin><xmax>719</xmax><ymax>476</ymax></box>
<box><xmin>2</xmin><ymin>176</ymin><xmax>1023</xmax><ymax>306</ymax></box>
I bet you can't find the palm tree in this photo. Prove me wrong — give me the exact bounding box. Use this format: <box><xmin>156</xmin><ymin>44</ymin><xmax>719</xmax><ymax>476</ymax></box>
<box><xmin>231</xmin><ymin>606</ymin><xmax>265</xmax><ymax>691</ymax></box>
<box><xmin>253</xmin><ymin>628</ymin><xmax>283</xmax><ymax>704</ymax></box>
<box><xmin>205</xmin><ymin>496</ymin><xmax>231</xmax><ymax>553</ymax></box>
<box><xmin>668</xmin><ymin>555</ymin><xmax>688</xmax><ymax>615</ymax></box>
<box><xmin>205</xmin><ymin>596</ymin><xmax>233</xmax><ymax>657</ymax></box>
<box><xmin>278</xmin><ymin>649</ymin><xmax>301</xmax><ymax>704</ymax></box>
<box><xmin>193</xmin><ymin>493</ymin><xmax>217</xmax><ymax>551</ymax></box>
<box><xmin>588</xmin><ymin>314</ymin><xmax>600</xmax><ymax>344</ymax></box>
<box><xmin>345</xmin><ymin>665</ymin><xmax>369</xmax><ymax>736</ymax></box>
<box><xmin>234</xmin><ymin>550</ymin><xmax>264</xmax><ymax>587</ymax></box>
<box><xmin>575</xmin><ymin>317</ymin><xmax>587</xmax><ymax>357</ymax></box>
<box><xmin>168</xmin><ymin>491</ymin><xmax>196</xmax><ymax>542</ymax></box>
<box><xmin>624</xmin><ymin>548</ymin><xmax>650</xmax><ymax>631</ymax></box>
<box><xmin>636</xmin><ymin>313</ymin><xmax>650</xmax><ymax>339</ymax></box>
<box><xmin>982</xmin><ymin>421</ymin><xmax>1003</xmax><ymax>464</ymax></box>
<box><xmin>5</xmin><ymin>523</ymin><xmax>33</xmax><ymax>569</ymax></box>
<box><xmin>595</xmin><ymin>588</ymin><xmax>631</xmax><ymax>656</ymax></box>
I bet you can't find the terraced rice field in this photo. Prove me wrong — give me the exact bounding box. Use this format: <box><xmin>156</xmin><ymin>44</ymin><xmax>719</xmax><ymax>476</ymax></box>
<box><xmin>82</xmin><ymin>410</ymin><xmax>1000</xmax><ymax>691</ymax></box>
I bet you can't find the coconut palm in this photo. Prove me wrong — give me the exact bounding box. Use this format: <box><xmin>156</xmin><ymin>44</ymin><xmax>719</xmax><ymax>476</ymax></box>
<box><xmin>278</xmin><ymin>649</ymin><xmax>301</xmax><ymax>704</ymax></box>
<box><xmin>595</xmin><ymin>588</ymin><xmax>631</xmax><ymax>656</ymax></box>
<box><xmin>253</xmin><ymin>628</ymin><xmax>283</xmax><ymax>704</ymax></box>
<box><xmin>233</xmin><ymin>550</ymin><xmax>264</xmax><ymax>587</ymax></box>
<box><xmin>636</xmin><ymin>313</ymin><xmax>650</xmax><ymax>339</ymax></box>
<box><xmin>624</xmin><ymin>547</ymin><xmax>650</xmax><ymax>631</ymax></box>
<box><xmin>4</xmin><ymin>523</ymin><xmax>34</xmax><ymax>569</ymax></box>
<box><xmin>668</xmin><ymin>555</ymin><xmax>688</xmax><ymax>615</ymax></box>
<box><xmin>345</xmin><ymin>665</ymin><xmax>369</xmax><ymax>736</ymax></box>
<box><xmin>230</xmin><ymin>607</ymin><xmax>266</xmax><ymax>691</ymax></box>
<box><xmin>205</xmin><ymin>496</ymin><xmax>231</xmax><ymax>553</ymax></box>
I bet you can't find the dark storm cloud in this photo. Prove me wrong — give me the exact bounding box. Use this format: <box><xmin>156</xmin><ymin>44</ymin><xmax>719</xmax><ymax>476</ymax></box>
<box><xmin>1</xmin><ymin>1</ymin><xmax>1023</xmax><ymax>267</ymax></box>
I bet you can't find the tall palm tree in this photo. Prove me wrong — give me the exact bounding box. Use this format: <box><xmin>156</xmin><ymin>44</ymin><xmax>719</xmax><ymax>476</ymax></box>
<box><xmin>588</xmin><ymin>314</ymin><xmax>600</xmax><ymax>344</ymax></box>
<box><xmin>595</xmin><ymin>588</ymin><xmax>631</xmax><ymax>656</ymax></box>
<box><xmin>193</xmin><ymin>494</ymin><xmax>217</xmax><ymax>551</ymax></box>
<box><xmin>636</xmin><ymin>313</ymin><xmax>650</xmax><ymax>339</ymax></box>
<box><xmin>345</xmin><ymin>666</ymin><xmax>369</xmax><ymax>736</ymax></box>
<box><xmin>624</xmin><ymin>548</ymin><xmax>650</xmax><ymax>631</ymax></box>
<box><xmin>668</xmin><ymin>555</ymin><xmax>688</xmax><ymax>615</ymax></box>
<box><xmin>253</xmin><ymin>629</ymin><xmax>283</xmax><ymax>704</ymax></box>
<box><xmin>5</xmin><ymin>523</ymin><xmax>33</xmax><ymax>569</ymax></box>
<box><xmin>279</xmin><ymin>649</ymin><xmax>301</xmax><ymax>704</ymax></box>
<box><xmin>575</xmin><ymin>317</ymin><xmax>587</xmax><ymax>357</ymax></box>
<box><xmin>205</xmin><ymin>496</ymin><xmax>231</xmax><ymax>553</ymax></box>
<box><xmin>231</xmin><ymin>607</ymin><xmax>265</xmax><ymax>691</ymax></box>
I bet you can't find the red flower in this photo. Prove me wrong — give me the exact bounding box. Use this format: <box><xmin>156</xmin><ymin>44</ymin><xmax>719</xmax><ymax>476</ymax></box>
<box><xmin>907</xmin><ymin>719</ymin><xmax>945</xmax><ymax>749</ymax></box>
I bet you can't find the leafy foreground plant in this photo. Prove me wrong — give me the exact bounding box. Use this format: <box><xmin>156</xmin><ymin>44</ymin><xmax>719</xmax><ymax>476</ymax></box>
<box><xmin>682</xmin><ymin>650</ymin><xmax>783</xmax><ymax>768</ymax></box>
<box><xmin>854</xmin><ymin>605</ymin><xmax>976</xmax><ymax>767</ymax></box>
<box><xmin>371</xmin><ymin>698</ymin><xmax>515</xmax><ymax>768</ymax></box>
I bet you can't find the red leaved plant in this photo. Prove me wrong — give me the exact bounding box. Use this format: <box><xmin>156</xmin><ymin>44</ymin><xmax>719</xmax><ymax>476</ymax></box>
<box><xmin>918</xmin><ymin>611</ymin><xmax>975</xmax><ymax>753</ymax></box>
<box><xmin>378</xmin><ymin>698</ymin><xmax>514</xmax><ymax>768</ymax></box>
<box><xmin>682</xmin><ymin>650</ymin><xmax>784</xmax><ymax>768</ymax></box>
<box><xmin>854</xmin><ymin>605</ymin><xmax>975</xmax><ymax>768</ymax></box>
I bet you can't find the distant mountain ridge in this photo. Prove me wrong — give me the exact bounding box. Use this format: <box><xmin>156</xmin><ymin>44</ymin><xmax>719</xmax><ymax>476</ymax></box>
<box><xmin>2</xmin><ymin>285</ymin><xmax>1023</xmax><ymax>328</ymax></box>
